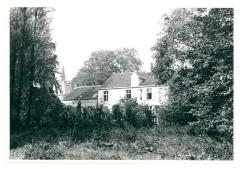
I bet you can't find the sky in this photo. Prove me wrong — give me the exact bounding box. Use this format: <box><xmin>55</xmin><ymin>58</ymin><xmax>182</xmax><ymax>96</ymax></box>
<box><xmin>51</xmin><ymin>1</ymin><xmax>173</xmax><ymax>81</ymax></box>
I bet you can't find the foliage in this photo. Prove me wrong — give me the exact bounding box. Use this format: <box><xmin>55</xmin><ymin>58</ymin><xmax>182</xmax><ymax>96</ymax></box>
<box><xmin>152</xmin><ymin>8</ymin><xmax>233</xmax><ymax>142</ymax></box>
<box><xmin>23</xmin><ymin>141</ymin><xmax>65</xmax><ymax>160</ymax></box>
<box><xmin>76</xmin><ymin>100</ymin><xmax>82</xmax><ymax>115</ymax></box>
<box><xmin>10</xmin><ymin>126</ymin><xmax>233</xmax><ymax>160</ymax></box>
<box><xmin>10</xmin><ymin>7</ymin><xmax>60</xmax><ymax>131</ymax></box>
<box><xmin>158</xmin><ymin>105</ymin><xmax>197</xmax><ymax>125</ymax></box>
<box><xmin>32</xmin><ymin>89</ymin><xmax>64</xmax><ymax>127</ymax></box>
<box><xmin>56</xmin><ymin>104</ymin><xmax>113</xmax><ymax>130</ymax></box>
<box><xmin>112</xmin><ymin>98</ymin><xmax>154</xmax><ymax>128</ymax></box>
<box><xmin>79</xmin><ymin>105</ymin><xmax>113</xmax><ymax>129</ymax></box>
<box><xmin>71</xmin><ymin>48</ymin><xmax>142</xmax><ymax>86</ymax></box>
<box><xmin>112</xmin><ymin>104</ymin><xmax>125</xmax><ymax>127</ymax></box>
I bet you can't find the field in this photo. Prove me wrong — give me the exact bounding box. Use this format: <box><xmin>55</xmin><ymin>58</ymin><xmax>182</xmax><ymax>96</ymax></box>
<box><xmin>10</xmin><ymin>125</ymin><xmax>233</xmax><ymax>160</ymax></box>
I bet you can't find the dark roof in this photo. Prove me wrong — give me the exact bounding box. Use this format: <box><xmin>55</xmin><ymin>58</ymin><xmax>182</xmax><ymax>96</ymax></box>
<box><xmin>137</xmin><ymin>72</ymin><xmax>158</xmax><ymax>86</ymax></box>
<box><xmin>63</xmin><ymin>85</ymin><xmax>100</xmax><ymax>101</ymax></box>
<box><xmin>100</xmin><ymin>72</ymin><xmax>158</xmax><ymax>89</ymax></box>
<box><xmin>101</xmin><ymin>72</ymin><xmax>132</xmax><ymax>88</ymax></box>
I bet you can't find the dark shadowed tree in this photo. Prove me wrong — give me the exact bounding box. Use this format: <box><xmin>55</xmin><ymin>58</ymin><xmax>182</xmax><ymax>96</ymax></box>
<box><xmin>10</xmin><ymin>7</ymin><xmax>61</xmax><ymax>130</ymax></box>
<box><xmin>152</xmin><ymin>8</ymin><xmax>233</xmax><ymax>141</ymax></box>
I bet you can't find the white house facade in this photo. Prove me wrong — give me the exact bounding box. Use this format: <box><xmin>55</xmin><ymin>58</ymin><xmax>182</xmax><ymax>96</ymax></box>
<box><xmin>98</xmin><ymin>72</ymin><xmax>168</xmax><ymax>109</ymax></box>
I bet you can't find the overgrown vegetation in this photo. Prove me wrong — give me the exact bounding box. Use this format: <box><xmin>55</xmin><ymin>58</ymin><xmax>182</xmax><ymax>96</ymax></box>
<box><xmin>10</xmin><ymin>126</ymin><xmax>233</xmax><ymax>160</ymax></box>
<box><xmin>152</xmin><ymin>8</ymin><xmax>233</xmax><ymax>143</ymax></box>
<box><xmin>10</xmin><ymin>98</ymin><xmax>233</xmax><ymax>160</ymax></box>
<box><xmin>112</xmin><ymin>98</ymin><xmax>154</xmax><ymax>128</ymax></box>
<box><xmin>10</xmin><ymin>7</ymin><xmax>60</xmax><ymax>132</ymax></box>
<box><xmin>10</xmin><ymin>8</ymin><xmax>233</xmax><ymax>160</ymax></box>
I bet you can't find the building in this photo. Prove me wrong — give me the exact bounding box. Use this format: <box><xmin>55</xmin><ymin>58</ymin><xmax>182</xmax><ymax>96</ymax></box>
<box><xmin>98</xmin><ymin>72</ymin><xmax>169</xmax><ymax>110</ymax></box>
<box><xmin>60</xmin><ymin>69</ymin><xmax>169</xmax><ymax>110</ymax></box>
<box><xmin>62</xmin><ymin>85</ymin><xmax>101</xmax><ymax>107</ymax></box>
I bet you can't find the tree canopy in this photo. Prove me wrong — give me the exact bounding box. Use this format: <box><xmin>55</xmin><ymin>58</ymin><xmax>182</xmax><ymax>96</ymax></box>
<box><xmin>152</xmin><ymin>8</ymin><xmax>233</xmax><ymax>141</ymax></box>
<box><xmin>71</xmin><ymin>48</ymin><xmax>142</xmax><ymax>86</ymax></box>
<box><xmin>10</xmin><ymin>7</ymin><xmax>61</xmax><ymax>130</ymax></box>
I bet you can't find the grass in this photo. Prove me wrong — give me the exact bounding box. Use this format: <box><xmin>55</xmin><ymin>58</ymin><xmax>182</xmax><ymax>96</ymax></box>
<box><xmin>10</xmin><ymin>125</ymin><xmax>233</xmax><ymax>160</ymax></box>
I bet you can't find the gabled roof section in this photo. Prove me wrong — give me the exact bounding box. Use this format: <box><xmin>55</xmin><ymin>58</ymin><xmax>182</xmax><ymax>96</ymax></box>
<box><xmin>100</xmin><ymin>72</ymin><xmax>158</xmax><ymax>89</ymax></box>
<box><xmin>137</xmin><ymin>72</ymin><xmax>158</xmax><ymax>86</ymax></box>
<box><xmin>100</xmin><ymin>72</ymin><xmax>132</xmax><ymax>88</ymax></box>
<box><xmin>63</xmin><ymin>85</ymin><xmax>101</xmax><ymax>101</ymax></box>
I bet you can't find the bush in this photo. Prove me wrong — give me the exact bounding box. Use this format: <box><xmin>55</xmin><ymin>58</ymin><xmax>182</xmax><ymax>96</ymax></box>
<box><xmin>23</xmin><ymin>141</ymin><xmax>64</xmax><ymax>160</ymax></box>
<box><xmin>137</xmin><ymin>105</ymin><xmax>154</xmax><ymax>127</ymax></box>
<box><xmin>67</xmin><ymin>104</ymin><xmax>114</xmax><ymax>130</ymax></box>
<box><xmin>112</xmin><ymin>104</ymin><xmax>124</xmax><ymax>127</ymax></box>
<box><xmin>189</xmin><ymin>118</ymin><xmax>233</xmax><ymax>143</ymax></box>
<box><xmin>157</xmin><ymin>104</ymin><xmax>197</xmax><ymax>126</ymax></box>
<box><xmin>112</xmin><ymin>98</ymin><xmax>154</xmax><ymax>128</ymax></box>
<box><xmin>57</xmin><ymin>105</ymin><xmax>77</xmax><ymax>128</ymax></box>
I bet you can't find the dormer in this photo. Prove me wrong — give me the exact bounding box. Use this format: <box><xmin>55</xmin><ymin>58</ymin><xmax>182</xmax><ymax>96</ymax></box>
<box><xmin>131</xmin><ymin>72</ymin><xmax>140</xmax><ymax>87</ymax></box>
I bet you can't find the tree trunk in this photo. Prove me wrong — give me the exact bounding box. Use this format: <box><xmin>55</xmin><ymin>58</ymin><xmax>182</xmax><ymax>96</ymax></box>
<box><xmin>26</xmin><ymin>44</ymin><xmax>35</xmax><ymax>126</ymax></box>
<box><xmin>10</xmin><ymin>41</ymin><xmax>17</xmax><ymax>112</ymax></box>
<box><xmin>26</xmin><ymin>9</ymin><xmax>38</xmax><ymax>126</ymax></box>
<box><xmin>16</xmin><ymin>8</ymin><xmax>27</xmax><ymax>123</ymax></box>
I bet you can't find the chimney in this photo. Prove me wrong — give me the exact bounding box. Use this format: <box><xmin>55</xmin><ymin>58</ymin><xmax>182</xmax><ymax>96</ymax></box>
<box><xmin>150</xmin><ymin>63</ymin><xmax>154</xmax><ymax>72</ymax></box>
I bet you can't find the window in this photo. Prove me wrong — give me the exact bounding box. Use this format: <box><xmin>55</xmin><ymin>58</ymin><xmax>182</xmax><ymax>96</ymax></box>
<box><xmin>146</xmin><ymin>88</ymin><xmax>152</xmax><ymax>100</ymax></box>
<box><xmin>139</xmin><ymin>89</ymin><xmax>142</xmax><ymax>100</ymax></box>
<box><xmin>126</xmin><ymin>90</ymin><xmax>131</xmax><ymax>99</ymax></box>
<box><xmin>103</xmin><ymin>91</ymin><xmax>108</xmax><ymax>101</ymax></box>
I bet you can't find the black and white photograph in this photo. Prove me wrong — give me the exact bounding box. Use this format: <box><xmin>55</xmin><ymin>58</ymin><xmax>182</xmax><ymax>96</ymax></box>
<box><xmin>0</xmin><ymin>0</ymin><xmax>239</xmax><ymax>166</ymax></box>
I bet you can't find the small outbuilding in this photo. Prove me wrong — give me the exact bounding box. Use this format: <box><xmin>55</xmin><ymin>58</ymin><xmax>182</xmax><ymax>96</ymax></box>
<box><xmin>62</xmin><ymin>85</ymin><xmax>101</xmax><ymax>107</ymax></box>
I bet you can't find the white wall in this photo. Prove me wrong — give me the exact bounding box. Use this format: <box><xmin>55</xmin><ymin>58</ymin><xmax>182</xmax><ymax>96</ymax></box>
<box><xmin>62</xmin><ymin>100</ymin><xmax>78</xmax><ymax>107</ymax></box>
<box><xmin>62</xmin><ymin>99</ymin><xmax>98</xmax><ymax>107</ymax></box>
<box><xmin>98</xmin><ymin>86</ymin><xmax>168</xmax><ymax>109</ymax></box>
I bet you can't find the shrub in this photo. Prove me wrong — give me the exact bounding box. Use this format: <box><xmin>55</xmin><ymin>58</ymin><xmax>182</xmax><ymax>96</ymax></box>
<box><xmin>112</xmin><ymin>104</ymin><xmax>124</xmax><ymax>127</ymax></box>
<box><xmin>57</xmin><ymin>105</ymin><xmax>77</xmax><ymax>128</ymax></box>
<box><xmin>157</xmin><ymin>104</ymin><xmax>197</xmax><ymax>126</ymax></box>
<box><xmin>112</xmin><ymin>98</ymin><xmax>155</xmax><ymax>128</ymax></box>
<box><xmin>31</xmin><ymin>89</ymin><xmax>64</xmax><ymax>128</ymax></box>
<box><xmin>137</xmin><ymin>105</ymin><xmax>154</xmax><ymax>127</ymax></box>
<box><xmin>23</xmin><ymin>141</ymin><xmax>64</xmax><ymax>160</ymax></box>
<box><xmin>189</xmin><ymin>118</ymin><xmax>233</xmax><ymax>143</ymax></box>
<box><xmin>69</xmin><ymin>105</ymin><xmax>114</xmax><ymax>130</ymax></box>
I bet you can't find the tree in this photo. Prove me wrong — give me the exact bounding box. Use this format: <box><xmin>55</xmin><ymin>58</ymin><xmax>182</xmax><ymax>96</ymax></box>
<box><xmin>152</xmin><ymin>8</ymin><xmax>233</xmax><ymax>141</ymax></box>
<box><xmin>10</xmin><ymin>7</ymin><xmax>61</xmax><ymax>130</ymax></box>
<box><xmin>11</xmin><ymin>8</ymin><xmax>31</xmax><ymax>124</ymax></box>
<box><xmin>71</xmin><ymin>48</ymin><xmax>142</xmax><ymax>86</ymax></box>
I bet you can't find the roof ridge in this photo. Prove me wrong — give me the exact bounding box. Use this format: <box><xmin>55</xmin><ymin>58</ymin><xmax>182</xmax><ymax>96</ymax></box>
<box><xmin>75</xmin><ymin>85</ymin><xmax>102</xmax><ymax>88</ymax></box>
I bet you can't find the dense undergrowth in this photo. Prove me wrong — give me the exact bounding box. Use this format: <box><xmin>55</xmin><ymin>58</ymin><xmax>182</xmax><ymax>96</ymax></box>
<box><xmin>10</xmin><ymin>125</ymin><xmax>233</xmax><ymax>160</ymax></box>
<box><xmin>10</xmin><ymin>97</ymin><xmax>233</xmax><ymax>160</ymax></box>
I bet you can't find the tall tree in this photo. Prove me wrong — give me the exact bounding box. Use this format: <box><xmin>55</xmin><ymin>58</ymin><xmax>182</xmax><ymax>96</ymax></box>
<box><xmin>10</xmin><ymin>8</ymin><xmax>21</xmax><ymax>116</ymax></box>
<box><xmin>15</xmin><ymin>8</ymin><xmax>29</xmax><ymax>122</ymax></box>
<box><xmin>26</xmin><ymin>8</ymin><xmax>58</xmax><ymax>125</ymax></box>
<box><xmin>10</xmin><ymin>7</ymin><xmax>60</xmax><ymax>129</ymax></box>
<box><xmin>152</xmin><ymin>8</ymin><xmax>233</xmax><ymax>140</ymax></box>
<box><xmin>26</xmin><ymin>9</ymin><xmax>38</xmax><ymax>125</ymax></box>
<box><xmin>71</xmin><ymin>48</ymin><xmax>142</xmax><ymax>86</ymax></box>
